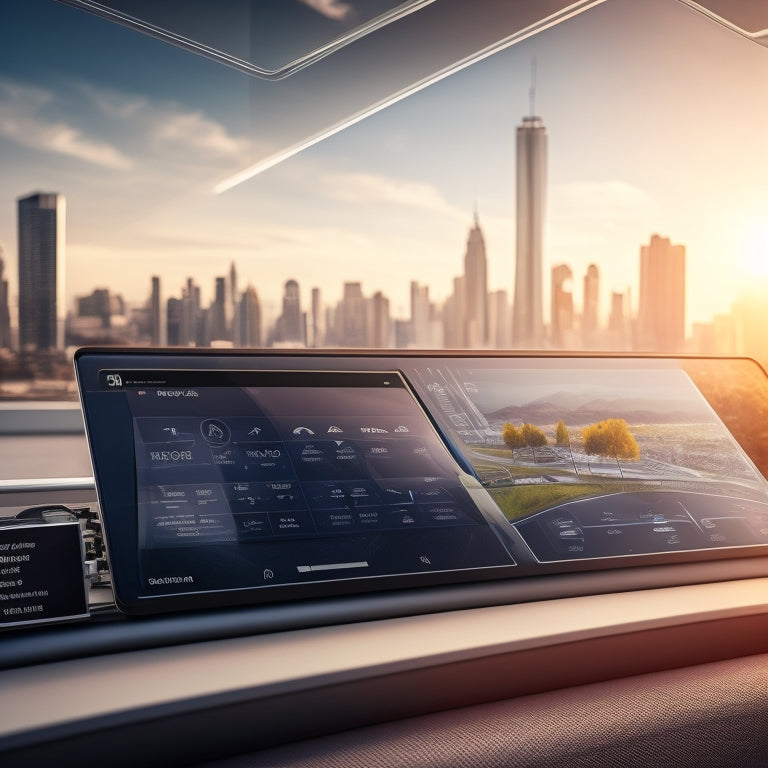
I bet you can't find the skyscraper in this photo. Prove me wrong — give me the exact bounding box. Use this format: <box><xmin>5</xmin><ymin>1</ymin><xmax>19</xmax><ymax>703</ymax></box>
<box><xmin>488</xmin><ymin>289</ymin><xmax>511</xmax><ymax>349</ymax></box>
<box><xmin>512</xmin><ymin>112</ymin><xmax>547</xmax><ymax>348</ymax></box>
<box><xmin>17</xmin><ymin>192</ymin><xmax>66</xmax><ymax>351</ymax></box>
<box><xmin>166</xmin><ymin>297</ymin><xmax>182</xmax><ymax>346</ymax></box>
<box><xmin>228</xmin><ymin>261</ymin><xmax>238</xmax><ymax>331</ymax></box>
<box><xmin>551</xmin><ymin>264</ymin><xmax>573</xmax><ymax>348</ymax></box>
<box><xmin>150</xmin><ymin>275</ymin><xmax>162</xmax><ymax>346</ymax></box>
<box><xmin>368</xmin><ymin>291</ymin><xmax>390</xmax><ymax>348</ymax></box>
<box><xmin>180</xmin><ymin>277</ymin><xmax>201</xmax><ymax>347</ymax></box>
<box><xmin>637</xmin><ymin>234</ymin><xmax>685</xmax><ymax>352</ymax></box>
<box><xmin>274</xmin><ymin>279</ymin><xmax>303</xmax><ymax>345</ymax></box>
<box><xmin>443</xmin><ymin>275</ymin><xmax>465</xmax><ymax>349</ymax></box>
<box><xmin>608</xmin><ymin>289</ymin><xmax>631</xmax><ymax>350</ymax></box>
<box><xmin>0</xmin><ymin>249</ymin><xmax>11</xmax><ymax>349</ymax></box>
<box><xmin>582</xmin><ymin>263</ymin><xmax>600</xmax><ymax>347</ymax></box>
<box><xmin>410</xmin><ymin>281</ymin><xmax>431</xmax><ymax>348</ymax></box>
<box><xmin>210</xmin><ymin>276</ymin><xmax>228</xmax><ymax>342</ymax></box>
<box><xmin>463</xmin><ymin>210</ymin><xmax>488</xmax><ymax>348</ymax></box>
<box><xmin>309</xmin><ymin>287</ymin><xmax>323</xmax><ymax>348</ymax></box>
<box><xmin>336</xmin><ymin>281</ymin><xmax>367</xmax><ymax>347</ymax></box>
<box><xmin>237</xmin><ymin>285</ymin><xmax>262</xmax><ymax>347</ymax></box>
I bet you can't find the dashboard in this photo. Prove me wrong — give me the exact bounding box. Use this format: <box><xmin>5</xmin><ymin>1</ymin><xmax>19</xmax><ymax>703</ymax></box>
<box><xmin>2</xmin><ymin>350</ymin><xmax>768</xmax><ymax>765</ymax></box>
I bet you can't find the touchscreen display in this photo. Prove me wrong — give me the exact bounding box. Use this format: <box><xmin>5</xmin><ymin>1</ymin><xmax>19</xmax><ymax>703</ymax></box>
<box><xmin>76</xmin><ymin>350</ymin><xmax>768</xmax><ymax>614</ymax></box>
<box><xmin>80</xmin><ymin>364</ymin><xmax>516</xmax><ymax>611</ymax></box>
<box><xmin>406</xmin><ymin>359</ymin><xmax>768</xmax><ymax>561</ymax></box>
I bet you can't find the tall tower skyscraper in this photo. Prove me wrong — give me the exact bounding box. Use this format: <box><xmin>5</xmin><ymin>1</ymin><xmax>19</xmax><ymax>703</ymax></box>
<box><xmin>410</xmin><ymin>281</ymin><xmax>431</xmax><ymax>347</ymax></box>
<box><xmin>210</xmin><ymin>276</ymin><xmax>228</xmax><ymax>342</ymax></box>
<box><xmin>368</xmin><ymin>291</ymin><xmax>390</xmax><ymax>348</ymax></box>
<box><xmin>237</xmin><ymin>285</ymin><xmax>262</xmax><ymax>347</ymax></box>
<box><xmin>228</xmin><ymin>261</ymin><xmax>238</xmax><ymax>315</ymax></box>
<box><xmin>150</xmin><ymin>275</ymin><xmax>162</xmax><ymax>346</ymax></box>
<box><xmin>463</xmin><ymin>209</ymin><xmax>488</xmax><ymax>347</ymax></box>
<box><xmin>637</xmin><ymin>234</ymin><xmax>685</xmax><ymax>352</ymax></box>
<box><xmin>309</xmin><ymin>287</ymin><xmax>324</xmax><ymax>348</ymax></box>
<box><xmin>512</xmin><ymin>90</ymin><xmax>547</xmax><ymax>348</ymax></box>
<box><xmin>582</xmin><ymin>263</ymin><xmax>600</xmax><ymax>348</ymax></box>
<box><xmin>17</xmin><ymin>192</ymin><xmax>66</xmax><ymax>351</ymax></box>
<box><xmin>0</xmin><ymin>248</ymin><xmax>11</xmax><ymax>349</ymax></box>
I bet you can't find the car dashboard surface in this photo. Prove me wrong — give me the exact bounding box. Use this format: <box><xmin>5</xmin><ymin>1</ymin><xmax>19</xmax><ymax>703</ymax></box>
<box><xmin>1</xmin><ymin>350</ymin><xmax>768</xmax><ymax>767</ymax></box>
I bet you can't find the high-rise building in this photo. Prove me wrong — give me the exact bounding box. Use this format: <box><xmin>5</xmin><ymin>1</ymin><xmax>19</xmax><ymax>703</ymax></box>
<box><xmin>463</xmin><ymin>211</ymin><xmax>488</xmax><ymax>347</ymax></box>
<box><xmin>512</xmin><ymin>112</ymin><xmax>547</xmax><ymax>348</ymax></box>
<box><xmin>166</xmin><ymin>297</ymin><xmax>182</xmax><ymax>346</ymax></box>
<box><xmin>488</xmin><ymin>289</ymin><xmax>511</xmax><ymax>349</ymax></box>
<box><xmin>607</xmin><ymin>289</ymin><xmax>631</xmax><ymax>350</ymax></box>
<box><xmin>367</xmin><ymin>291</ymin><xmax>390</xmax><ymax>348</ymax></box>
<box><xmin>274</xmin><ymin>279</ymin><xmax>304</xmax><ymax>345</ymax></box>
<box><xmin>582</xmin><ymin>264</ymin><xmax>599</xmax><ymax>347</ymax></box>
<box><xmin>17</xmin><ymin>192</ymin><xmax>66</xmax><ymax>351</ymax></box>
<box><xmin>410</xmin><ymin>281</ymin><xmax>430</xmax><ymax>348</ymax></box>
<box><xmin>335</xmin><ymin>282</ymin><xmax>367</xmax><ymax>347</ymax></box>
<box><xmin>551</xmin><ymin>264</ymin><xmax>574</xmax><ymax>348</ymax></box>
<box><xmin>180</xmin><ymin>277</ymin><xmax>200</xmax><ymax>347</ymax></box>
<box><xmin>78</xmin><ymin>288</ymin><xmax>112</xmax><ymax>328</ymax></box>
<box><xmin>443</xmin><ymin>275</ymin><xmax>465</xmax><ymax>349</ymax></box>
<box><xmin>150</xmin><ymin>275</ymin><xmax>162</xmax><ymax>345</ymax></box>
<box><xmin>309</xmin><ymin>287</ymin><xmax>323</xmax><ymax>348</ymax></box>
<box><xmin>228</xmin><ymin>261</ymin><xmax>238</xmax><ymax>332</ymax></box>
<box><xmin>210</xmin><ymin>276</ymin><xmax>228</xmax><ymax>342</ymax></box>
<box><xmin>637</xmin><ymin>234</ymin><xmax>685</xmax><ymax>352</ymax></box>
<box><xmin>0</xmin><ymin>249</ymin><xmax>11</xmax><ymax>349</ymax></box>
<box><xmin>237</xmin><ymin>285</ymin><xmax>262</xmax><ymax>348</ymax></box>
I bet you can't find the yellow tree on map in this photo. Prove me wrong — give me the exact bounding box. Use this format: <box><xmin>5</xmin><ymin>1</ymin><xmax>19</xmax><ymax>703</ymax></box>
<box><xmin>582</xmin><ymin>418</ymin><xmax>639</xmax><ymax>459</ymax></box>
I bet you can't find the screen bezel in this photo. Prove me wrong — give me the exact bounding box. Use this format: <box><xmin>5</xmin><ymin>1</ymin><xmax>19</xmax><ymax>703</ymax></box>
<box><xmin>75</xmin><ymin>348</ymin><xmax>768</xmax><ymax>615</ymax></box>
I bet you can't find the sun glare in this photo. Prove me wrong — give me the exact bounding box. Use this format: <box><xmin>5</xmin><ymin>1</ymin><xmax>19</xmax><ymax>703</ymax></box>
<box><xmin>743</xmin><ymin>220</ymin><xmax>768</xmax><ymax>277</ymax></box>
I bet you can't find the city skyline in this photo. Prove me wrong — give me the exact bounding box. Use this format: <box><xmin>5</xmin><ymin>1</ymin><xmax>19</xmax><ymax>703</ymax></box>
<box><xmin>39</xmin><ymin>214</ymin><xmax>725</xmax><ymax>354</ymax></box>
<box><xmin>0</xmin><ymin>178</ymin><xmax>753</xmax><ymax>355</ymax></box>
<box><xmin>2</xmin><ymin>185</ymin><xmax>767</xmax><ymax>384</ymax></box>
<box><xmin>1</xmin><ymin>0</ymin><xmax>768</xmax><ymax>336</ymax></box>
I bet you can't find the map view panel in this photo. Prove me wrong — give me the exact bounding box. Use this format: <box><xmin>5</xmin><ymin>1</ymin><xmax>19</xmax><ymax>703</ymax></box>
<box><xmin>408</xmin><ymin>361</ymin><xmax>768</xmax><ymax>560</ymax></box>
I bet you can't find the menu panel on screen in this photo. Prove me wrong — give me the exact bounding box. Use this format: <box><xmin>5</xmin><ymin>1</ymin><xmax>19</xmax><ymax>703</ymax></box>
<box><xmin>76</xmin><ymin>355</ymin><xmax>517</xmax><ymax>613</ymax></box>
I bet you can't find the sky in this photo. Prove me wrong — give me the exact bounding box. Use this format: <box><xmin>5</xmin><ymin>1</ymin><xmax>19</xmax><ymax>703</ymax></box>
<box><xmin>1</xmin><ymin>0</ymin><xmax>767</xmax><ymax>329</ymax></box>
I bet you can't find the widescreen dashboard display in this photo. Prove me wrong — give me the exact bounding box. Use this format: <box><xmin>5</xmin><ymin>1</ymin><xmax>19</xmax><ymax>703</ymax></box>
<box><xmin>76</xmin><ymin>350</ymin><xmax>768</xmax><ymax>614</ymax></box>
<box><xmin>76</xmin><ymin>354</ymin><xmax>518</xmax><ymax>613</ymax></box>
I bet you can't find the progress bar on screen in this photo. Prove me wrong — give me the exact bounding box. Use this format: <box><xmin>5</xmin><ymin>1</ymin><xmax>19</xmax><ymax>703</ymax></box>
<box><xmin>297</xmin><ymin>561</ymin><xmax>369</xmax><ymax>573</ymax></box>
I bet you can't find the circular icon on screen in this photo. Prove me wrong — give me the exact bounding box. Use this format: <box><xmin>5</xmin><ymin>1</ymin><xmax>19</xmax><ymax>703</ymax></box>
<box><xmin>200</xmin><ymin>419</ymin><xmax>230</xmax><ymax>446</ymax></box>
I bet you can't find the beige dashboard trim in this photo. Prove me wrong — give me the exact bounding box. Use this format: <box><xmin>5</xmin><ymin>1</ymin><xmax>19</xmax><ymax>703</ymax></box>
<box><xmin>1</xmin><ymin>576</ymin><xmax>767</xmax><ymax>740</ymax></box>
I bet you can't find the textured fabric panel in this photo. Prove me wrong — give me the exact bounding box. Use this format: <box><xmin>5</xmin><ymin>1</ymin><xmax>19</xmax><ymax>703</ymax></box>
<box><xmin>200</xmin><ymin>654</ymin><xmax>768</xmax><ymax>768</ymax></box>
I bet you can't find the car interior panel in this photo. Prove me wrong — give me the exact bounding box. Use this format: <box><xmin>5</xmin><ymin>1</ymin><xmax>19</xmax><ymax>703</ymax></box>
<box><xmin>2</xmin><ymin>1</ymin><xmax>768</xmax><ymax>766</ymax></box>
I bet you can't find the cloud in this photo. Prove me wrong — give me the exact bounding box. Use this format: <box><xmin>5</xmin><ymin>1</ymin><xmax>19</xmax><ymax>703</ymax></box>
<box><xmin>78</xmin><ymin>83</ymin><xmax>147</xmax><ymax>120</ymax></box>
<box><xmin>322</xmin><ymin>172</ymin><xmax>461</xmax><ymax>216</ymax></box>
<box><xmin>0</xmin><ymin>79</ymin><xmax>134</xmax><ymax>170</ymax></box>
<box><xmin>153</xmin><ymin>110</ymin><xmax>249</xmax><ymax>157</ymax></box>
<box><xmin>296</xmin><ymin>0</ymin><xmax>353</xmax><ymax>21</ymax></box>
<box><xmin>0</xmin><ymin>77</ymin><xmax>253</xmax><ymax>172</ymax></box>
<box><xmin>77</xmin><ymin>82</ymin><xmax>253</xmax><ymax>160</ymax></box>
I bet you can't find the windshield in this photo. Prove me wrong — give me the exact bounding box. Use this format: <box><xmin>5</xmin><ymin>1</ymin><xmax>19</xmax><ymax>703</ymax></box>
<box><xmin>1</xmin><ymin>0</ymin><xmax>767</xmax><ymax>478</ymax></box>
